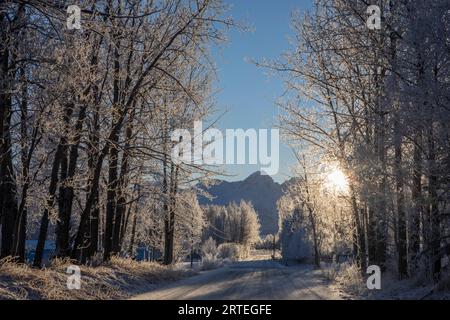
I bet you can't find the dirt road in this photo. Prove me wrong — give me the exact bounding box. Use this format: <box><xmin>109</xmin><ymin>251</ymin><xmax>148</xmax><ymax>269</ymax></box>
<box><xmin>131</xmin><ymin>257</ymin><xmax>341</xmax><ymax>300</ymax></box>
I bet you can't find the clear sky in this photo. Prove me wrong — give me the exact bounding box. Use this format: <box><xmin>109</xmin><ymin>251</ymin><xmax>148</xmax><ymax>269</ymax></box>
<box><xmin>211</xmin><ymin>0</ymin><xmax>314</xmax><ymax>183</ymax></box>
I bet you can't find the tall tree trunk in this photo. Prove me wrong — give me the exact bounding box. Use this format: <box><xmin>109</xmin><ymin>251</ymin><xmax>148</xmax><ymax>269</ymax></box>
<box><xmin>349</xmin><ymin>185</ymin><xmax>366</xmax><ymax>272</ymax></box>
<box><xmin>0</xmin><ymin>11</ymin><xmax>19</xmax><ymax>259</ymax></box>
<box><xmin>427</xmin><ymin>124</ymin><xmax>441</xmax><ymax>279</ymax></box>
<box><xmin>71</xmin><ymin>141</ymin><xmax>110</xmax><ymax>261</ymax></box>
<box><xmin>104</xmin><ymin>43</ymin><xmax>121</xmax><ymax>261</ymax></box>
<box><xmin>162</xmin><ymin>115</ymin><xmax>171</xmax><ymax>265</ymax></box>
<box><xmin>103</xmin><ymin>121</ymin><xmax>119</xmax><ymax>261</ymax></box>
<box><xmin>0</xmin><ymin>99</ymin><xmax>18</xmax><ymax>259</ymax></box>
<box><xmin>309</xmin><ymin>208</ymin><xmax>320</xmax><ymax>269</ymax></box>
<box><xmin>33</xmin><ymin>105</ymin><xmax>73</xmax><ymax>267</ymax></box>
<box><xmin>83</xmin><ymin>39</ymin><xmax>103</xmax><ymax>261</ymax></box>
<box><xmin>374</xmin><ymin>100</ymin><xmax>388</xmax><ymax>270</ymax></box>
<box><xmin>56</xmin><ymin>136</ymin><xmax>69</xmax><ymax>254</ymax></box>
<box><xmin>119</xmin><ymin>205</ymin><xmax>131</xmax><ymax>248</ymax></box>
<box><xmin>112</xmin><ymin>108</ymin><xmax>134</xmax><ymax>254</ymax></box>
<box><xmin>394</xmin><ymin>115</ymin><xmax>408</xmax><ymax>278</ymax></box>
<box><xmin>163</xmin><ymin>165</ymin><xmax>174</xmax><ymax>265</ymax></box>
<box><xmin>409</xmin><ymin>130</ymin><xmax>422</xmax><ymax>273</ymax></box>
<box><xmin>12</xmin><ymin>70</ymin><xmax>35</xmax><ymax>262</ymax></box>
<box><xmin>56</xmin><ymin>105</ymin><xmax>87</xmax><ymax>257</ymax></box>
<box><xmin>128</xmin><ymin>209</ymin><xmax>138</xmax><ymax>258</ymax></box>
<box><xmin>165</xmin><ymin>163</ymin><xmax>179</xmax><ymax>265</ymax></box>
<box><xmin>33</xmin><ymin>143</ymin><xmax>64</xmax><ymax>267</ymax></box>
<box><xmin>127</xmin><ymin>187</ymin><xmax>140</xmax><ymax>259</ymax></box>
<box><xmin>367</xmin><ymin>205</ymin><xmax>377</xmax><ymax>265</ymax></box>
<box><xmin>302</xmin><ymin>163</ymin><xmax>320</xmax><ymax>269</ymax></box>
<box><xmin>71</xmin><ymin>82</ymin><xmax>131</xmax><ymax>262</ymax></box>
<box><xmin>85</xmin><ymin>106</ymin><xmax>100</xmax><ymax>261</ymax></box>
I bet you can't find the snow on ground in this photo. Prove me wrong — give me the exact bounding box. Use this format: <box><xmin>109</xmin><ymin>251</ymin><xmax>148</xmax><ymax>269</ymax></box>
<box><xmin>0</xmin><ymin>257</ymin><xmax>195</xmax><ymax>300</ymax></box>
<box><xmin>321</xmin><ymin>262</ymin><xmax>450</xmax><ymax>300</ymax></box>
<box><xmin>131</xmin><ymin>254</ymin><xmax>341</xmax><ymax>300</ymax></box>
<box><xmin>5</xmin><ymin>250</ymin><xmax>447</xmax><ymax>300</ymax></box>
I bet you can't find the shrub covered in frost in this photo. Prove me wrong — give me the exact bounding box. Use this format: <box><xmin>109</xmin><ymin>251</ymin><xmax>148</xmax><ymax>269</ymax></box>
<box><xmin>218</xmin><ymin>243</ymin><xmax>241</xmax><ymax>261</ymax></box>
<box><xmin>201</xmin><ymin>237</ymin><xmax>218</xmax><ymax>260</ymax></box>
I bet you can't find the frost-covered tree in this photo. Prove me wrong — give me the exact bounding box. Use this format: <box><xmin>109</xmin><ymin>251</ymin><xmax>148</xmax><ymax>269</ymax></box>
<box><xmin>174</xmin><ymin>191</ymin><xmax>205</xmax><ymax>263</ymax></box>
<box><xmin>0</xmin><ymin>0</ymin><xmax>234</xmax><ymax>267</ymax></box>
<box><xmin>263</xmin><ymin>0</ymin><xmax>450</xmax><ymax>280</ymax></box>
<box><xmin>203</xmin><ymin>200</ymin><xmax>261</xmax><ymax>250</ymax></box>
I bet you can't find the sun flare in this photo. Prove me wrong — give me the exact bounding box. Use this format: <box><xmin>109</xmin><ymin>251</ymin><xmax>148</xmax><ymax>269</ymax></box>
<box><xmin>326</xmin><ymin>168</ymin><xmax>349</xmax><ymax>192</ymax></box>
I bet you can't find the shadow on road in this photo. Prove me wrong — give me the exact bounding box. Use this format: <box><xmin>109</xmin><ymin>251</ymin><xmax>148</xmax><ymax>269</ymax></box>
<box><xmin>131</xmin><ymin>258</ymin><xmax>341</xmax><ymax>300</ymax></box>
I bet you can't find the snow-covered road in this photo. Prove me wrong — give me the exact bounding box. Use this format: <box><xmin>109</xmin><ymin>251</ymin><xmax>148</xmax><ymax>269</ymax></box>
<box><xmin>131</xmin><ymin>258</ymin><xmax>341</xmax><ymax>300</ymax></box>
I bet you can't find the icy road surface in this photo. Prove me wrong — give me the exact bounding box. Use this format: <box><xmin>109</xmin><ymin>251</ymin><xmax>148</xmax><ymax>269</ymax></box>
<box><xmin>131</xmin><ymin>256</ymin><xmax>341</xmax><ymax>300</ymax></box>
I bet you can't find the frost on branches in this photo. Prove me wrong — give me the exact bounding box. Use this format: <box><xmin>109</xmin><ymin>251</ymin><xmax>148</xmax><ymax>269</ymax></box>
<box><xmin>0</xmin><ymin>0</ymin><xmax>234</xmax><ymax>267</ymax></box>
<box><xmin>267</xmin><ymin>0</ymin><xmax>450</xmax><ymax>281</ymax></box>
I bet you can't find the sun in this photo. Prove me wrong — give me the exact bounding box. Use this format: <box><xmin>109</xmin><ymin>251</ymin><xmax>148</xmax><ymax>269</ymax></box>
<box><xmin>326</xmin><ymin>168</ymin><xmax>349</xmax><ymax>192</ymax></box>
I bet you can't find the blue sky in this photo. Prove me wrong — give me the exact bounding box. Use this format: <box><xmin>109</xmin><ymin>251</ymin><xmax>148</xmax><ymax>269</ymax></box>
<box><xmin>211</xmin><ymin>0</ymin><xmax>313</xmax><ymax>183</ymax></box>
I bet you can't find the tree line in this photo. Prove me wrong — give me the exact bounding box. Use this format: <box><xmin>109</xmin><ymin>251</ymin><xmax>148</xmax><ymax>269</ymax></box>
<box><xmin>202</xmin><ymin>201</ymin><xmax>261</xmax><ymax>250</ymax></box>
<box><xmin>271</xmin><ymin>0</ymin><xmax>450</xmax><ymax>280</ymax></box>
<box><xmin>0</xmin><ymin>0</ymin><xmax>231</xmax><ymax>267</ymax></box>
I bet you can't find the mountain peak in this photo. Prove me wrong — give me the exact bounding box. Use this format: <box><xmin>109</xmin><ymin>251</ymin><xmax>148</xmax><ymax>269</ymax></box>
<box><xmin>245</xmin><ymin>170</ymin><xmax>262</xmax><ymax>179</ymax></box>
<box><xmin>244</xmin><ymin>171</ymin><xmax>276</xmax><ymax>184</ymax></box>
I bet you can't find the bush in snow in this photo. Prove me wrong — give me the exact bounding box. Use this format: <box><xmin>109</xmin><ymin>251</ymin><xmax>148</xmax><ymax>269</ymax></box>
<box><xmin>334</xmin><ymin>263</ymin><xmax>368</xmax><ymax>297</ymax></box>
<box><xmin>199</xmin><ymin>238</ymin><xmax>221</xmax><ymax>270</ymax></box>
<box><xmin>201</xmin><ymin>237</ymin><xmax>218</xmax><ymax>261</ymax></box>
<box><xmin>218</xmin><ymin>243</ymin><xmax>241</xmax><ymax>261</ymax></box>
